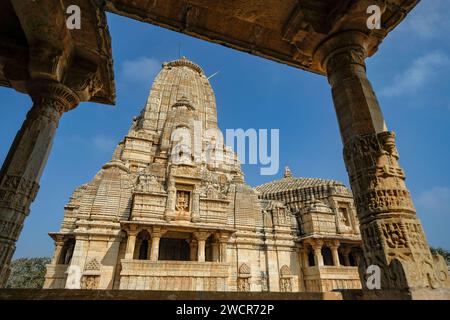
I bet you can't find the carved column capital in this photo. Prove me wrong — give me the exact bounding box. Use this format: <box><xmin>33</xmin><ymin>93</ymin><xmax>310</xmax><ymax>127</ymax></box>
<box><xmin>310</xmin><ymin>239</ymin><xmax>323</xmax><ymax>250</ymax></box>
<box><xmin>28</xmin><ymin>79</ymin><xmax>80</xmax><ymax>114</ymax></box>
<box><xmin>151</xmin><ymin>226</ymin><xmax>166</xmax><ymax>239</ymax></box>
<box><xmin>315</xmin><ymin>31</ymin><xmax>369</xmax><ymax>82</ymax></box>
<box><xmin>215</xmin><ymin>232</ymin><xmax>230</xmax><ymax>243</ymax></box>
<box><xmin>126</xmin><ymin>224</ymin><xmax>139</xmax><ymax>237</ymax></box>
<box><xmin>340</xmin><ymin>246</ymin><xmax>352</xmax><ymax>256</ymax></box>
<box><xmin>27</xmin><ymin>80</ymin><xmax>80</xmax><ymax>121</ymax></box>
<box><xmin>327</xmin><ymin>240</ymin><xmax>340</xmax><ymax>250</ymax></box>
<box><xmin>193</xmin><ymin>231</ymin><xmax>211</xmax><ymax>242</ymax></box>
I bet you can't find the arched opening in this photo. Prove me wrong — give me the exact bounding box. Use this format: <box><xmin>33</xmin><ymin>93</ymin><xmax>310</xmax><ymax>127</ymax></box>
<box><xmin>338</xmin><ymin>252</ymin><xmax>345</xmax><ymax>266</ymax></box>
<box><xmin>205</xmin><ymin>235</ymin><xmax>215</xmax><ymax>262</ymax></box>
<box><xmin>322</xmin><ymin>247</ymin><xmax>333</xmax><ymax>266</ymax></box>
<box><xmin>134</xmin><ymin>230</ymin><xmax>150</xmax><ymax>260</ymax></box>
<box><xmin>308</xmin><ymin>249</ymin><xmax>315</xmax><ymax>267</ymax></box>
<box><xmin>350</xmin><ymin>247</ymin><xmax>363</xmax><ymax>266</ymax></box>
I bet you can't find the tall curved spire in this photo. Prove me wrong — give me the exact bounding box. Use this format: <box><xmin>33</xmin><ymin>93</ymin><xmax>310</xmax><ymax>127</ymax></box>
<box><xmin>137</xmin><ymin>56</ymin><xmax>218</xmax><ymax>134</ymax></box>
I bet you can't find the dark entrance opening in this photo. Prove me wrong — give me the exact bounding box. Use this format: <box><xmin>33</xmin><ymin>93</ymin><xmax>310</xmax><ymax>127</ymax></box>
<box><xmin>159</xmin><ymin>238</ymin><xmax>190</xmax><ymax>261</ymax></box>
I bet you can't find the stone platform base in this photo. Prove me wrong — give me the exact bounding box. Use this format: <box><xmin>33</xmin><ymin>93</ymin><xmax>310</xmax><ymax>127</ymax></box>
<box><xmin>0</xmin><ymin>289</ymin><xmax>449</xmax><ymax>300</ymax></box>
<box><xmin>0</xmin><ymin>289</ymin><xmax>342</xmax><ymax>300</ymax></box>
<box><xmin>339</xmin><ymin>288</ymin><xmax>450</xmax><ymax>300</ymax></box>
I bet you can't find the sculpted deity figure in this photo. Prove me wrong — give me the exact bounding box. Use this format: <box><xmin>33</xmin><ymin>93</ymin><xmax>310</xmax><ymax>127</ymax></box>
<box><xmin>176</xmin><ymin>191</ymin><xmax>190</xmax><ymax>213</ymax></box>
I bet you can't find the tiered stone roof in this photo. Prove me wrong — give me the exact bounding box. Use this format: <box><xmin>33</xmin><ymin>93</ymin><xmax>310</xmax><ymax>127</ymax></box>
<box><xmin>255</xmin><ymin>167</ymin><xmax>344</xmax><ymax>196</ymax></box>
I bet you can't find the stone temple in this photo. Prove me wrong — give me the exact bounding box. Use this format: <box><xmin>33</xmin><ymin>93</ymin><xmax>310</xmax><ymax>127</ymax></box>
<box><xmin>44</xmin><ymin>57</ymin><xmax>365</xmax><ymax>292</ymax></box>
<box><xmin>2</xmin><ymin>0</ymin><xmax>449</xmax><ymax>299</ymax></box>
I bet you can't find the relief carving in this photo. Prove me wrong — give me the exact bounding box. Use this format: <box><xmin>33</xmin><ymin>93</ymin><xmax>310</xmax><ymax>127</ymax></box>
<box><xmin>381</xmin><ymin>222</ymin><xmax>408</xmax><ymax>249</ymax></box>
<box><xmin>81</xmin><ymin>275</ymin><xmax>99</xmax><ymax>290</ymax></box>
<box><xmin>176</xmin><ymin>191</ymin><xmax>190</xmax><ymax>213</ymax></box>
<box><xmin>135</xmin><ymin>169</ymin><xmax>164</xmax><ymax>193</ymax></box>
<box><xmin>279</xmin><ymin>265</ymin><xmax>293</xmax><ymax>292</ymax></box>
<box><xmin>238</xmin><ymin>263</ymin><xmax>251</xmax><ymax>292</ymax></box>
<box><xmin>199</xmin><ymin>170</ymin><xmax>229</xmax><ymax>199</ymax></box>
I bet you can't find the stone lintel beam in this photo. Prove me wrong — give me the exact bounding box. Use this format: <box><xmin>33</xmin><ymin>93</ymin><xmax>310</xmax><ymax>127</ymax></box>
<box><xmin>11</xmin><ymin>0</ymin><xmax>73</xmax><ymax>82</ymax></box>
<box><xmin>2</xmin><ymin>0</ymin><xmax>114</xmax><ymax>104</ymax></box>
<box><xmin>105</xmin><ymin>0</ymin><xmax>419</xmax><ymax>75</ymax></box>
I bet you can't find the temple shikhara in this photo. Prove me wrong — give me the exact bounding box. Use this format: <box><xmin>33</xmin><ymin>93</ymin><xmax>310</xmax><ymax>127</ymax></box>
<box><xmin>44</xmin><ymin>58</ymin><xmax>363</xmax><ymax>292</ymax></box>
<box><xmin>0</xmin><ymin>0</ymin><xmax>449</xmax><ymax>299</ymax></box>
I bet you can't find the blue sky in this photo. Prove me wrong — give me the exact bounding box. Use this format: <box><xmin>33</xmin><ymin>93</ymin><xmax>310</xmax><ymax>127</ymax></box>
<box><xmin>1</xmin><ymin>1</ymin><xmax>449</xmax><ymax>258</ymax></box>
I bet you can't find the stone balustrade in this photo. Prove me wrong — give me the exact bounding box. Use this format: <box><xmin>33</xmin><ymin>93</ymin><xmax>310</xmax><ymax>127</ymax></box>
<box><xmin>119</xmin><ymin>260</ymin><xmax>229</xmax><ymax>291</ymax></box>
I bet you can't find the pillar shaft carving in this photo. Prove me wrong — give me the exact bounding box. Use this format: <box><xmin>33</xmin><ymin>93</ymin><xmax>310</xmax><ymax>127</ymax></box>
<box><xmin>310</xmin><ymin>240</ymin><xmax>324</xmax><ymax>267</ymax></box>
<box><xmin>0</xmin><ymin>80</ymin><xmax>79</xmax><ymax>286</ymax></box>
<box><xmin>194</xmin><ymin>231</ymin><xmax>210</xmax><ymax>262</ymax></box>
<box><xmin>52</xmin><ymin>239</ymin><xmax>65</xmax><ymax>264</ymax></box>
<box><xmin>329</xmin><ymin>241</ymin><xmax>340</xmax><ymax>267</ymax></box>
<box><xmin>150</xmin><ymin>227</ymin><xmax>166</xmax><ymax>261</ymax></box>
<box><xmin>316</xmin><ymin>31</ymin><xmax>450</xmax><ymax>290</ymax></box>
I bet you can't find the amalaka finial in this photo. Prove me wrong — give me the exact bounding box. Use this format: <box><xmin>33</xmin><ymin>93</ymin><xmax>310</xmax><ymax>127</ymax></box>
<box><xmin>284</xmin><ymin>166</ymin><xmax>293</xmax><ymax>178</ymax></box>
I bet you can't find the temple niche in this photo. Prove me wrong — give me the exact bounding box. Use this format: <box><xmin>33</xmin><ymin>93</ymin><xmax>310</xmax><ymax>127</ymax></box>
<box><xmin>43</xmin><ymin>58</ymin><xmax>364</xmax><ymax>292</ymax></box>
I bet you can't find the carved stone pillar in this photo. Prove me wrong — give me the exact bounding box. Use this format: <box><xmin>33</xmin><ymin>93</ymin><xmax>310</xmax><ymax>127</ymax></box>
<box><xmin>0</xmin><ymin>80</ymin><xmax>79</xmax><ymax>286</ymax></box>
<box><xmin>211</xmin><ymin>242</ymin><xmax>219</xmax><ymax>262</ymax></box>
<box><xmin>340</xmin><ymin>247</ymin><xmax>352</xmax><ymax>267</ymax></box>
<box><xmin>164</xmin><ymin>180</ymin><xmax>176</xmax><ymax>222</ymax></box>
<box><xmin>191</xmin><ymin>190</ymin><xmax>200</xmax><ymax>222</ymax></box>
<box><xmin>301</xmin><ymin>248</ymin><xmax>309</xmax><ymax>268</ymax></box>
<box><xmin>217</xmin><ymin>233</ymin><xmax>229</xmax><ymax>263</ymax></box>
<box><xmin>194</xmin><ymin>232</ymin><xmax>210</xmax><ymax>262</ymax></box>
<box><xmin>311</xmin><ymin>241</ymin><xmax>324</xmax><ymax>267</ymax></box>
<box><xmin>189</xmin><ymin>239</ymin><xmax>198</xmax><ymax>261</ymax></box>
<box><xmin>316</xmin><ymin>30</ymin><xmax>450</xmax><ymax>290</ymax></box>
<box><xmin>52</xmin><ymin>239</ymin><xmax>65</xmax><ymax>265</ymax></box>
<box><xmin>150</xmin><ymin>228</ymin><xmax>165</xmax><ymax>262</ymax></box>
<box><xmin>329</xmin><ymin>241</ymin><xmax>340</xmax><ymax>267</ymax></box>
<box><xmin>125</xmin><ymin>229</ymin><xmax>138</xmax><ymax>260</ymax></box>
<box><xmin>297</xmin><ymin>245</ymin><xmax>309</xmax><ymax>268</ymax></box>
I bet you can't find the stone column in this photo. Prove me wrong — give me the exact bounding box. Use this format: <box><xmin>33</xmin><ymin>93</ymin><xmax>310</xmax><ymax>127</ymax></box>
<box><xmin>348</xmin><ymin>203</ymin><xmax>360</xmax><ymax>235</ymax></box>
<box><xmin>194</xmin><ymin>232</ymin><xmax>210</xmax><ymax>262</ymax></box>
<box><xmin>300</xmin><ymin>247</ymin><xmax>309</xmax><ymax>268</ymax></box>
<box><xmin>0</xmin><ymin>80</ymin><xmax>79</xmax><ymax>286</ymax></box>
<box><xmin>164</xmin><ymin>180</ymin><xmax>176</xmax><ymax>221</ymax></box>
<box><xmin>311</xmin><ymin>241</ymin><xmax>324</xmax><ymax>267</ymax></box>
<box><xmin>189</xmin><ymin>240</ymin><xmax>198</xmax><ymax>261</ymax></box>
<box><xmin>197</xmin><ymin>240</ymin><xmax>206</xmax><ymax>262</ymax></box>
<box><xmin>217</xmin><ymin>233</ymin><xmax>229</xmax><ymax>263</ymax></box>
<box><xmin>316</xmin><ymin>30</ymin><xmax>449</xmax><ymax>290</ymax></box>
<box><xmin>150</xmin><ymin>236</ymin><xmax>161</xmax><ymax>262</ymax></box>
<box><xmin>191</xmin><ymin>190</ymin><xmax>200</xmax><ymax>222</ymax></box>
<box><xmin>125</xmin><ymin>229</ymin><xmax>138</xmax><ymax>260</ymax></box>
<box><xmin>340</xmin><ymin>247</ymin><xmax>351</xmax><ymax>267</ymax></box>
<box><xmin>150</xmin><ymin>227</ymin><xmax>166</xmax><ymax>262</ymax></box>
<box><xmin>211</xmin><ymin>242</ymin><xmax>219</xmax><ymax>262</ymax></box>
<box><xmin>149</xmin><ymin>232</ymin><xmax>162</xmax><ymax>262</ymax></box>
<box><xmin>329</xmin><ymin>241</ymin><xmax>340</xmax><ymax>267</ymax></box>
<box><xmin>146</xmin><ymin>238</ymin><xmax>152</xmax><ymax>260</ymax></box>
<box><xmin>52</xmin><ymin>239</ymin><xmax>65</xmax><ymax>265</ymax></box>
